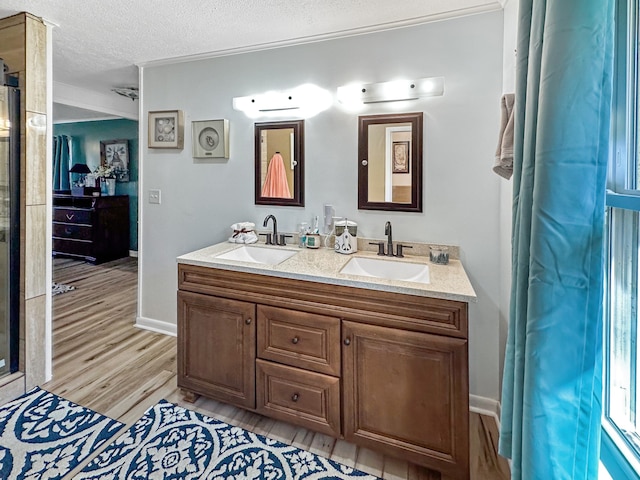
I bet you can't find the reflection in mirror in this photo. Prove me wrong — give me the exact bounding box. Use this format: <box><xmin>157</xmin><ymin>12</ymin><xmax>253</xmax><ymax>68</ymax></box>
<box><xmin>358</xmin><ymin>112</ymin><xmax>423</xmax><ymax>212</ymax></box>
<box><xmin>255</xmin><ymin>120</ymin><xmax>304</xmax><ymax>206</ymax></box>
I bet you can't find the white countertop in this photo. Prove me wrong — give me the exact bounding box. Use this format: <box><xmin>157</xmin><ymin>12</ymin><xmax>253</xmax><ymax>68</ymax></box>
<box><xmin>177</xmin><ymin>242</ymin><xmax>477</xmax><ymax>303</ymax></box>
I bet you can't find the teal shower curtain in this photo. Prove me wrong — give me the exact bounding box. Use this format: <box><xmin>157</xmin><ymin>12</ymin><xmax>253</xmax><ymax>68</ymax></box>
<box><xmin>499</xmin><ymin>1</ymin><xmax>614</xmax><ymax>479</ymax></box>
<box><xmin>53</xmin><ymin>135</ymin><xmax>70</xmax><ymax>191</ymax></box>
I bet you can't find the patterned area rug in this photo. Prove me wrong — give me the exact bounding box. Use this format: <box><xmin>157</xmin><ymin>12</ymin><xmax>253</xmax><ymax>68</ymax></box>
<box><xmin>77</xmin><ymin>400</ymin><xmax>379</xmax><ymax>479</ymax></box>
<box><xmin>52</xmin><ymin>282</ymin><xmax>76</xmax><ymax>296</ymax></box>
<box><xmin>0</xmin><ymin>387</ymin><xmax>123</xmax><ymax>480</ymax></box>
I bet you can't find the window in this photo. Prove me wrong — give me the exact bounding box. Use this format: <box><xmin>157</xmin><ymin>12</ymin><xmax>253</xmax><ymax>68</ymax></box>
<box><xmin>604</xmin><ymin>0</ymin><xmax>640</xmax><ymax>477</ymax></box>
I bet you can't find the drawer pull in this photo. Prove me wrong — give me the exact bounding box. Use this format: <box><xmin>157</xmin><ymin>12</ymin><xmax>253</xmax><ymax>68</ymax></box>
<box><xmin>344</xmin><ymin>338</ymin><xmax>351</xmax><ymax>346</ymax></box>
<box><xmin>66</xmin><ymin>213</ymin><xmax>74</xmax><ymax>221</ymax></box>
<box><xmin>291</xmin><ymin>393</ymin><xmax>299</xmax><ymax>402</ymax></box>
<box><xmin>245</xmin><ymin>318</ymin><xmax>252</xmax><ymax>325</ymax></box>
<box><xmin>65</xmin><ymin>227</ymin><xmax>73</xmax><ymax>235</ymax></box>
<box><xmin>291</xmin><ymin>336</ymin><xmax>299</xmax><ymax>344</ymax></box>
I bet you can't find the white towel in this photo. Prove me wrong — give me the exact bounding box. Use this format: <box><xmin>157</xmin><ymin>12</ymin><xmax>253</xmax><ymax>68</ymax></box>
<box><xmin>231</xmin><ymin>222</ymin><xmax>255</xmax><ymax>231</ymax></box>
<box><xmin>229</xmin><ymin>221</ymin><xmax>257</xmax><ymax>243</ymax></box>
<box><xmin>494</xmin><ymin>93</ymin><xmax>515</xmax><ymax>180</ymax></box>
<box><xmin>243</xmin><ymin>231</ymin><xmax>258</xmax><ymax>244</ymax></box>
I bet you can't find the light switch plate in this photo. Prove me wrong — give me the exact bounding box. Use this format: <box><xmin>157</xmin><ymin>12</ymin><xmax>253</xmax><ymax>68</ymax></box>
<box><xmin>149</xmin><ymin>189</ymin><xmax>161</xmax><ymax>204</ymax></box>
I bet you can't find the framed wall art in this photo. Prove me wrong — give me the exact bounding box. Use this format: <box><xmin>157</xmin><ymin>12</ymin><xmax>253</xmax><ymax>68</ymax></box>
<box><xmin>100</xmin><ymin>139</ymin><xmax>130</xmax><ymax>182</ymax></box>
<box><xmin>148</xmin><ymin>110</ymin><xmax>184</xmax><ymax>149</ymax></box>
<box><xmin>192</xmin><ymin>119</ymin><xmax>229</xmax><ymax>158</ymax></box>
<box><xmin>392</xmin><ymin>140</ymin><xmax>410</xmax><ymax>173</ymax></box>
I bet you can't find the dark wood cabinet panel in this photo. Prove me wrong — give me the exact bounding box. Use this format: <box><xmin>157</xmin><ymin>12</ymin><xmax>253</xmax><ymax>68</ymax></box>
<box><xmin>342</xmin><ymin>321</ymin><xmax>469</xmax><ymax>479</ymax></box>
<box><xmin>178</xmin><ymin>291</ymin><xmax>256</xmax><ymax>409</ymax></box>
<box><xmin>52</xmin><ymin>194</ymin><xmax>129</xmax><ymax>264</ymax></box>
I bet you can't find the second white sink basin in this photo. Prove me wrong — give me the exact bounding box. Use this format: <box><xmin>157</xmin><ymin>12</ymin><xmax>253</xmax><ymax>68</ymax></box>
<box><xmin>340</xmin><ymin>256</ymin><xmax>430</xmax><ymax>284</ymax></box>
<box><xmin>214</xmin><ymin>245</ymin><xmax>298</xmax><ymax>265</ymax></box>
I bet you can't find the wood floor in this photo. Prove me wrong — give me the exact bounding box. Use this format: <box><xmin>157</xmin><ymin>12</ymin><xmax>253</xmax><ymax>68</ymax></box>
<box><xmin>45</xmin><ymin>257</ymin><xmax>510</xmax><ymax>480</ymax></box>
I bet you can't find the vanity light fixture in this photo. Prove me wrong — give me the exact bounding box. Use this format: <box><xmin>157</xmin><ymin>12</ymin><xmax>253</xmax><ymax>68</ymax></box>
<box><xmin>232</xmin><ymin>84</ymin><xmax>332</xmax><ymax>119</ymax></box>
<box><xmin>337</xmin><ymin>76</ymin><xmax>445</xmax><ymax>105</ymax></box>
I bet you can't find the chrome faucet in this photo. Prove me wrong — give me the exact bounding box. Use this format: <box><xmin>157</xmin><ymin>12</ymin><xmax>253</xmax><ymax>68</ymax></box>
<box><xmin>384</xmin><ymin>221</ymin><xmax>394</xmax><ymax>256</ymax></box>
<box><xmin>262</xmin><ymin>215</ymin><xmax>278</xmax><ymax>245</ymax></box>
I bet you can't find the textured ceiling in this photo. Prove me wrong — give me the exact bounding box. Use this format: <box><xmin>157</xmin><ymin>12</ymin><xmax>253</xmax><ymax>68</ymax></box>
<box><xmin>1</xmin><ymin>0</ymin><xmax>501</xmax><ymax>121</ymax></box>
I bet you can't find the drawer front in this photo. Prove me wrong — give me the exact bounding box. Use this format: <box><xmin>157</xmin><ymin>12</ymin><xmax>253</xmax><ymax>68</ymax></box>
<box><xmin>53</xmin><ymin>222</ymin><xmax>93</xmax><ymax>241</ymax></box>
<box><xmin>256</xmin><ymin>359</ymin><xmax>340</xmax><ymax>437</ymax></box>
<box><xmin>53</xmin><ymin>208</ymin><xmax>92</xmax><ymax>224</ymax></box>
<box><xmin>257</xmin><ymin>305</ymin><xmax>340</xmax><ymax>376</ymax></box>
<box><xmin>53</xmin><ymin>238</ymin><xmax>94</xmax><ymax>257</ymax></box>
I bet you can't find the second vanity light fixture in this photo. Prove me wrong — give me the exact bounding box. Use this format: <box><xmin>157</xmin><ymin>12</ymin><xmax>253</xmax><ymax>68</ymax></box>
<box><xmin>232</xmin><ymin>84</ymin><xmax>332</xmax><ymax>119</ymax></box>
<box><xmin>337</xmin><ymin>76</ymin><xmax>445</xmax><ymax>105</ymax></box>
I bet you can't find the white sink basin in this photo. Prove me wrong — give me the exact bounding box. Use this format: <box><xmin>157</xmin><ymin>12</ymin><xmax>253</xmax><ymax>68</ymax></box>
<box><xmin>214</xmin><ymin>245</ymin><xmax>298</xmax><ymax>265</ymax></box>
<box><xmin>340</xmin><ymin>256</ymin><xmax>430</xmax><ymax>284</ymax></box>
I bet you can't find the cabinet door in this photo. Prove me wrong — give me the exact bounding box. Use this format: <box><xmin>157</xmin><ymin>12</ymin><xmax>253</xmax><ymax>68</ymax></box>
<box><xmin>178</xmin><ymin>291</ymin><xmax>256</xmax><ymax>409</ymax></box>
<box><xmin>342</xmin><ymin>321</ymin><xmax>469</xmax><ymax>479</ymax></box>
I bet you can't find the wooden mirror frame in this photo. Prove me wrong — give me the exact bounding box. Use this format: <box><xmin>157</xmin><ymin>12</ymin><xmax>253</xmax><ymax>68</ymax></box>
<box><xmin>358</xmin><ymin>112</ymin><xmax>423</xmax><ymax>212</ymax></box>
<box><xmin>255</xmin><ymin>120</ymin><xmax>305</xmax><ymax>207</ymax></box>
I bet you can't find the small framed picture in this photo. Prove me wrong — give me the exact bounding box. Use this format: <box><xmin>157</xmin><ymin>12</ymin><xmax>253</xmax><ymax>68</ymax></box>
<box><xmin>192</xmin><ymin>119</ymin><xmax>229</xmax><ymax>158</ymax></box>
<box><xmin>392</xmin><ymin>141</ymin><xmax>410</xmax><ymax>173</ymax></box>
<box><xmin>148</xmin><ymin>110</ymin><xmax>184</xmax><ymax>149</ymax></box>
<box><xmin>100</xmin><ymin>139</ymin><xmax>130</xmax><ymax>182</ymax></box>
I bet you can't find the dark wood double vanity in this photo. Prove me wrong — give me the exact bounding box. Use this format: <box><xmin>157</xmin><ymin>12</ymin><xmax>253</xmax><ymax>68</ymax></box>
<box><xmin>177</xmin><ymin>245</ymin><xmax>474</xmax><ymax>479</ymax></box>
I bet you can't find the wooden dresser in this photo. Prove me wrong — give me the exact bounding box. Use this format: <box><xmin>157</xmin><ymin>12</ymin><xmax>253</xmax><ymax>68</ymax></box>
<box><xmin>53</xmin><ymin>194</ymin><xmax>129</xmax><ymax>264</ymax></box>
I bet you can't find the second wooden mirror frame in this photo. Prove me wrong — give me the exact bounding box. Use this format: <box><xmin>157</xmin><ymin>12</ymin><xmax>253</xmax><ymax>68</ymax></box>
<box><xmin>358</xmin><ymin>112</ymin><xmax>423</xmax><ymax>212</ymax></box>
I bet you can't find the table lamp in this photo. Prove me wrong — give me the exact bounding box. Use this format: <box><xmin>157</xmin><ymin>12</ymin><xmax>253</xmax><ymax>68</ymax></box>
<box><xmin>69</xmin><ymin>163</ymin><xmax>92</xmax><ymax>196</ymax></box>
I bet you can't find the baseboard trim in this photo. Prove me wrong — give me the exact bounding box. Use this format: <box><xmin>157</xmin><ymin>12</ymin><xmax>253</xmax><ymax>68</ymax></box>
<box><xmin>135</xmin><ymin>317</ymin><xmax>176</xmax><ymax>337</ymax></box>
<box><xmin>129</xmin><ymin>250</ymin><xmax>138</xmax><ymax>258</ymax></box>
<box><xmin>470</xmin><ymin>394</ymin><xmax>501</xmax><ymax>428</ymax></box>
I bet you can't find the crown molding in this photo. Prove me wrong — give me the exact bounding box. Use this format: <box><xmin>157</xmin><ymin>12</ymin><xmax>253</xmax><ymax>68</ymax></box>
<box><xmin>138</xmin><ymin>2</ymin><xmax>503</xmax><ymax>69</ymax></box>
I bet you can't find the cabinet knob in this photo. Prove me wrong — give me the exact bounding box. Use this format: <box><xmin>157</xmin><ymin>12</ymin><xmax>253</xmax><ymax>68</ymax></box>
<box><xmin>291</xmin><ymin>336</ymin><xmax>299</xmax><ymax>344</ymax></box>
<box><xmin>245</xmin><ymin>318</ymin><xmax>252</xmax><ymax>325</ymax></box>
<box><xmin>291</xmin><ymin>393</ymin><xmax>299</xmax><ymax>402</ymax></box>
<box><xmin>344</xmin><ymin>338</ymin><xmax>351</xmax><ymax>346</ymax></box>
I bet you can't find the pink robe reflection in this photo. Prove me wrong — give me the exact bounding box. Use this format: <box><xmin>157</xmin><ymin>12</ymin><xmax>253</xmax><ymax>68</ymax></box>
<box><xmin>261</xmin><ymin>153</ymin><xmax>292</xmax><ymax>198</ymax></box>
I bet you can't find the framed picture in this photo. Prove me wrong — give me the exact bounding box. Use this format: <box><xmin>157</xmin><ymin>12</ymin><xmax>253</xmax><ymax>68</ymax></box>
<box><xmin>100</xmin><ymin>139</ymin><xmax>129</xmax><ymax>182</ymax></box>
<box><xmin>192</xmin><ymin>119</ymin><xmax>230</xmax><ymax>158</ymax></box>
<box><xmin>392</xmin><ymin>141</ymin><xmax>410</xmax><ymax>173</ymax></box>
<box><xmin>148</xmin><ymin>110</ymin><xmax>184</xmax><ymax>149</ymax></box>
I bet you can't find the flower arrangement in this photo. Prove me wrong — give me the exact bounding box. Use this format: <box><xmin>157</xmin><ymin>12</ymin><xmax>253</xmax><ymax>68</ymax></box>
<box><xmin>94</xmin><ymin>164</ymin><xmax>115</xmax><ymax>179</ymax></box>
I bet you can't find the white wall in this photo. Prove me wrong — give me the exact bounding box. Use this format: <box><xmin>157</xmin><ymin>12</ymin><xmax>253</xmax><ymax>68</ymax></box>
<box><xmin>140</xmin><ymin>11</ymin><xmax>504</xmax><ymax>401</ymax></box>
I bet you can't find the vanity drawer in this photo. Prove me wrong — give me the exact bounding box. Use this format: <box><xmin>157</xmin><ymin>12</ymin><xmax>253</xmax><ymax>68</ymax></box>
<box><xmin>53</xmin><ymin>208</ymin><xmax>92</xmax><ymax>225</ymax></box>
<box><xmin>256</xmin><ymin>359</ymin><xmax>340</xmax><ymax>437</ymax></box>
<box><xmin>257</xmin><ymin>305</ymin><xmax>340</xmax><ymax>376</ymax></box>
<box><xmin>52</xmin><ymin>223</ymin><xmax>93</xmax><ymax>241</ymax></box>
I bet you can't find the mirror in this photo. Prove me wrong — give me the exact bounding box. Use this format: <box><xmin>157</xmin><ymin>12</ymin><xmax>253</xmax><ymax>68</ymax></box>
<box><xmin>358</xmin><ymin>112</ymin><xmax>423</xmax><ymax>212</ymax></box>
<box><xmin>255</xmin><ymin>120</ymin><xmax>305</xmax><ymax>206</ymax></box>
